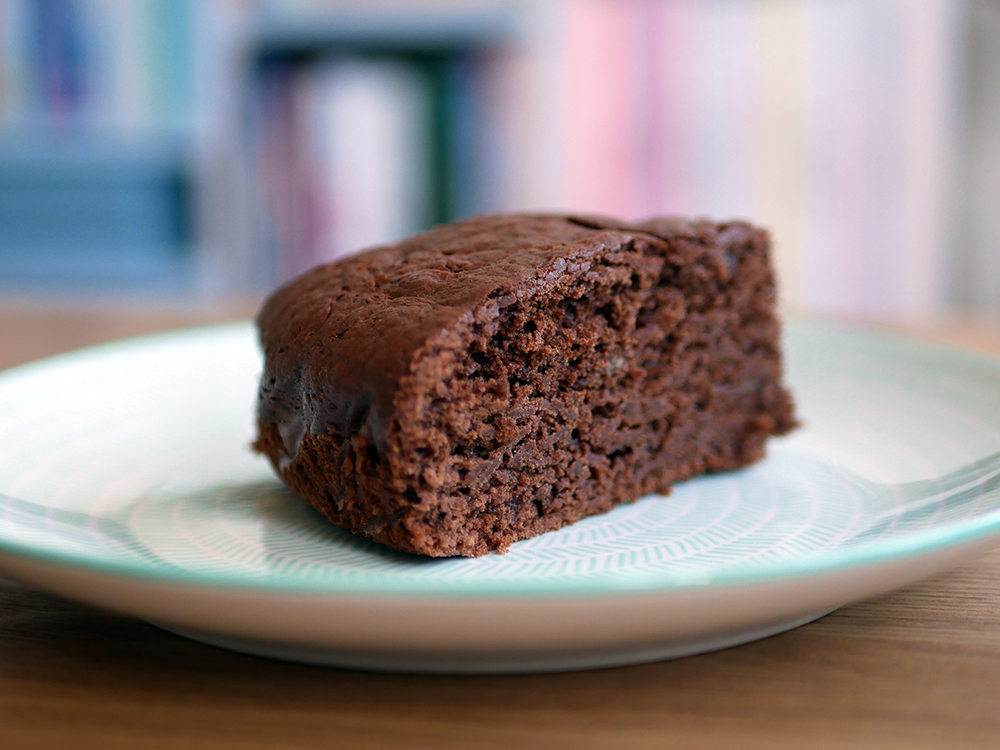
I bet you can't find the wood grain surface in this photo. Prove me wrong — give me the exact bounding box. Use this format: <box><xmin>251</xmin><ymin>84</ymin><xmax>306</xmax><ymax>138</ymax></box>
<box><xmin>1</xmin><ymin>306</ymin><xmax>999</xmax><ymax>749</ymax></box>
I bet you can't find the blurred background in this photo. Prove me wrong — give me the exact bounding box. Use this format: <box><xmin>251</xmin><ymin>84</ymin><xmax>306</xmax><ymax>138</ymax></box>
<box><xmin>0</xmin><ymin>0</ymin><xmax>998</xmax><ymax>321</ymax></box>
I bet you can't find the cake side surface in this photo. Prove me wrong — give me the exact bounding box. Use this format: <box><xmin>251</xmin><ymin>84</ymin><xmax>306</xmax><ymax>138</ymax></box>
<box><xmin>254</xmin><ymin>213</ymin><xmax>796</xmax><ymax>557</ymax></box>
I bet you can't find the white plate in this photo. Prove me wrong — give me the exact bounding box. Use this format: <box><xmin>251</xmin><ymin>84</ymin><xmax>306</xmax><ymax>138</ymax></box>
<box><xmin>1</xmin><ymin>319</ymin><xmax>1000</xmax><ymax>673</ymax></box>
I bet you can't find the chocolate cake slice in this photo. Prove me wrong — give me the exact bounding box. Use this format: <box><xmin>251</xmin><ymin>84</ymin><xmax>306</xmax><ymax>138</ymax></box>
<box><xmin>254</xmin><ymin>214</ymin><xmax>796</xmax><ymax>557</ymax></box>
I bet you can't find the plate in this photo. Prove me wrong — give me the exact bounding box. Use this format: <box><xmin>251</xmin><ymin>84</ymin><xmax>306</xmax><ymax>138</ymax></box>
<box><xmin>2</xmin><ymin>319</ymin><xmax>1000</xmax><ymax>673</ymax></box>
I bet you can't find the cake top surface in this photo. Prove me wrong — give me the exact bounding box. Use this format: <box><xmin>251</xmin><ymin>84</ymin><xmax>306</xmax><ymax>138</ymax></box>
<box><xmin>256</xmin><ymin>213</ymin><xmax>757</xmax><ymax>447</ymax></box>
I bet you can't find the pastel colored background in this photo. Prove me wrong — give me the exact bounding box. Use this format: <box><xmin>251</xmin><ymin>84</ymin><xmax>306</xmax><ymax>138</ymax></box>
<box><xmin>0</xmin><ymin>0</ymin><xmax>997</xmax><ymax>320</ymax></box>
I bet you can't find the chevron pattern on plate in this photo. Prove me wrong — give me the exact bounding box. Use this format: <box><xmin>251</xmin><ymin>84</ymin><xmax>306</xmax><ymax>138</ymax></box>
<box><xmin>2</xmin><ymin>320</ymin><xmax>1000</xmax><ymax>595</ymax></box>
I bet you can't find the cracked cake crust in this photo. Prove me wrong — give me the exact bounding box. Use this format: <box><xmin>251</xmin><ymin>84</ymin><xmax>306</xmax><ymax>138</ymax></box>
<box><xmin>253</xmin><ymin>213</ymin><xmax>796</xmax><ymax>557</ymax></box>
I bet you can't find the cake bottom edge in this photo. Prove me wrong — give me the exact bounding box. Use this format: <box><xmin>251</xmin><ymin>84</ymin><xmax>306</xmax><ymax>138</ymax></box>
<box><xmin>253</xmin><ymin>410</ymin><xmax>795</xmax><ymax>558</ymax></box>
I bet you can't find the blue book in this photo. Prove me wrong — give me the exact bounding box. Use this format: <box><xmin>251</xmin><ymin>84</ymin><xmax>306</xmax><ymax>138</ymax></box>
<box><xmin>33</xmin><ymin>0</ymin><xmax>87</xmax><ymax>122</ymax></box>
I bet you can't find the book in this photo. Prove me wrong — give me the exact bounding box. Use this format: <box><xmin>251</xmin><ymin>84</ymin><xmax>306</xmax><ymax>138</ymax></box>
<box><xmin>246</xmin><ymin>55</ymin><xmax>434</xmax><ymax>286</ymax></box>
<box><xmin>302</xmin><ymin>57</ymin><xmax>432</xmax><ymax>269</ymax></box>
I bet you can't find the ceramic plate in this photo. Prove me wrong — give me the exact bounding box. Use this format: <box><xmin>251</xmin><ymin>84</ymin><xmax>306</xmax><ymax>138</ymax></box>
<box><xmin>2</xmin><ymin>319</ymin><xmax>1000</xmax><ymax>673</ymax></box>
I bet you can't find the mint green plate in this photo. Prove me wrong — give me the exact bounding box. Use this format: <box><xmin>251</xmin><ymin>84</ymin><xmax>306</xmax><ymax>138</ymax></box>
<box><xmin>1</xmin><ymin>319</ymin><xmax>999</xmax><ymax>673</ymax></box>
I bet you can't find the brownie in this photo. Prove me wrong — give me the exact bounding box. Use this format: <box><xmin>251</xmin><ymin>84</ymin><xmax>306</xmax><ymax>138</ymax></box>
<box><xmin>253</xmin><ymin>213</ymin><xmax>796</xmax><ymax>557</ymax></box>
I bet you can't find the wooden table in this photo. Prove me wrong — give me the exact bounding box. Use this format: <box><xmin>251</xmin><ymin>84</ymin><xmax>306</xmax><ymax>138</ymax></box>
<box><xmin>1</xmin><ymin>305</ymin><xmax>999</xmax><ymax>749</ymax></box>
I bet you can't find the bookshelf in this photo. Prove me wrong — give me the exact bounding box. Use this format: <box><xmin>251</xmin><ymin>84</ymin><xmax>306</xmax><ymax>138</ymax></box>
<box><xmin>0</xmin><ymin>0</ymin><xmax>517</xmax><ymax>297</ymax></box>
<box><xmin>217</xmin><ymin>2</ymin><xmax>520</xmax><ymax>292</ymax></box>
<box><xmin>204</xmin><ymin>0</ymin><xmax>1000</xmax><ymax>316</ymax></box>
<box><xmin>0</xmin><ymin>136</ymin><xmax>192</xmax><ymax>290</ymax></box>
<box><xmin>2</xmin><ymin>1</ymin><xmax>997</xmax><ymax>319</ymax></box>
<box><xmin>0</xmin><ymin>0</ymin><xmax>197</xmax><ymax>295</ymax></box>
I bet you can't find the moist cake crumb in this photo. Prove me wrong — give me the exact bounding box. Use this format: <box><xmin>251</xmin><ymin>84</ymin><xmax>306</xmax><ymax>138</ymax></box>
<box><xmin>253</xmin><ymin>213</ymin><xmax>796</xmax><ymax>557</ymax></box>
